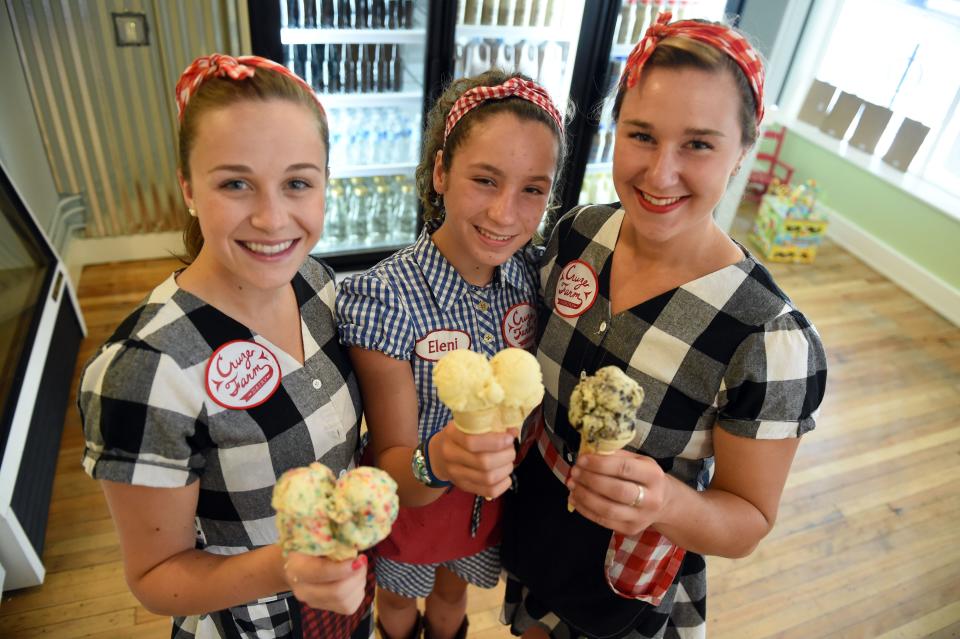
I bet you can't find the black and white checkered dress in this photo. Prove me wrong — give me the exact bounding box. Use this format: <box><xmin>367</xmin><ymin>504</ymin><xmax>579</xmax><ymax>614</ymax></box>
<box><xmin>78</xmin><ymin>257</ymin><xmax>364</xmax><ymax>639</ymax></box>
<box><xmin>500</xmin><ymin>204</ymin><xmax>827</xmax><ymax>639</ymax></box>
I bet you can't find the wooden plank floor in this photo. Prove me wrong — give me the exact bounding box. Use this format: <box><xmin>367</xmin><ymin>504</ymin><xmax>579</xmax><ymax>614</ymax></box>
<box><xmin>2</xmin><ymin>215</ymin><xmax>959</xmax><ymax>638</ymax></box>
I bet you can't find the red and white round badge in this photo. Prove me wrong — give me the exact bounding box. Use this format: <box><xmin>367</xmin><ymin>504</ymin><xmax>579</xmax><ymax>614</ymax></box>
<box><xmin>205</xmin><ymin>340</ymin><xmax>282</xmax><ymax>410</ymax></box>
<box><xmin>554</xmin><ymin>260</ymin><xmax>599</xmax><ymax>318</ymax></box>
<box><xmin>501</xmin><ymin>302</ymin><xmax>536</xmax><ymax>349</ymax></box>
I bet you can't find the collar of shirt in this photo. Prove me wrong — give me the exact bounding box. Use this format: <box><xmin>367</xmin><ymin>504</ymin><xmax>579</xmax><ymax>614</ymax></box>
<box><xmin>412</xmin><ymin>228</ymin><xmax>530</xmax><ymax>312</ymax></box>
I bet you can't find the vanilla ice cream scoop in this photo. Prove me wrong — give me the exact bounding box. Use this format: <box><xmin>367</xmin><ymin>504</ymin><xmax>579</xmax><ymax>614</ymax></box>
<box><xmin>568</xmin><ymin>366</ymin><xmax>644</xmax><ymax>452</ymax></box>
<box><xmin>433</xmin><ymin>349</ymin><xmax>507</xmax><ymax>433</ymax></box>
<box><xmin>490</xmin><ymin>348</ymin><xmax>544</xmax><ymax>428</ymax></box>
<box><xmin>273</xmin><ymin>463</ymin><xmax>399</xmax><ymax>561</ymax></box>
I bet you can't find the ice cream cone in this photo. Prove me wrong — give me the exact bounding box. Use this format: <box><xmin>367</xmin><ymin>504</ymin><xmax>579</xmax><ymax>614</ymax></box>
<box><xmin>567</xmin><ymin>430</ymin><xmax>637</xmax><ymax>511</ymax></box>
<box><xmin>452</xmin><ymin>406</ymin><xmax>501</xmax><ymax>434</ymax></box>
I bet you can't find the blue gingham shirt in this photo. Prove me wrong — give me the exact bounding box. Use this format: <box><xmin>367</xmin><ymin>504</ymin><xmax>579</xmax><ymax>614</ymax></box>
<box><xmin>336</xmin><ymin>229</ymin><xmax>540</xmax><ymax>440</ymax></box>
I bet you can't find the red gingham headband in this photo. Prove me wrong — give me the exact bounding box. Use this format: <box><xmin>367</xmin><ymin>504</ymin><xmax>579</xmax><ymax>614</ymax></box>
<box><xmin>175</xmin><ymin>53</ymin><xmax>325</xmax><ymax>121</ymax></box>
<box><xmin>621</xmin><ymin>12</ymin><xmax>765</xmax><ymax>136</ymax></box>
<box><xmin>444</xmin><ymin>77</ymin><xmax>564</xmax><ymax>143</ymax></box>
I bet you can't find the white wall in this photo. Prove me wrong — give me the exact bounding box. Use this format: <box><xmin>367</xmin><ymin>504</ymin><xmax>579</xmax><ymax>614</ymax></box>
<box><xmin>0</xmin><ymin>5</ymin><xmax>60</xmax><ymax>233</ymax></box>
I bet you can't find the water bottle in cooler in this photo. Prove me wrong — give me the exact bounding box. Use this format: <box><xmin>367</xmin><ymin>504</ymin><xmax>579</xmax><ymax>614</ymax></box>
<box><xmin>616</xmin><ymin>1</ymin><xmax>636</xmax><ymax>44</ymax></box>
<box><xmin>387</xmin><ymin>0</ymin><xmax>401</xmax><ymax>28</ymax></box>
<box><xmin>530</xmin><ymin>0</ymin><xmax>547</xmax><ymax>26</ymax></box>
<box><xmin>355</xmin><ymin>0</ymin><xmax>369</xmax><ymax>28</ymax></box>
<box><xmin>309</xmin><ymin>44</ymin><xmax>325</xmax><ymax>92</ymax></box>
<box><xmin>293</xmin><ymin>45</ymin><xmax>308</xmax><ymax>80</ymax></box>
<box><xmin>326</xmin><ymin>43</ymin><xmax>342</xmax><ymax>92</ymax></box>
<box><xmin>327</xmin><ymin>109</ymin><xmax>346</xmax><ymax>166</ymax></box>
<box><xmin>360</xmin><ymin>44</ymin><xmax>375</xmax><ymax>92</ymax></box>
<box><xmin>396</xmin><ymin>182</ymin><xmax>418</xmax><ymax>242</ymax></box>
<box><xmin>347</xmin><ymin>183</ymin><xmax>370</xmax><ymax>245</ymax></box>
<box><xmin>404</xmin><ymin>0</ymin><xmax>414</xmax><ymax>27</ymax></box>
<box><xmin>303</xmin><ymin>0</ymin><xmax>317</xmax><ymax>27</ymax></box>
<box><xmin>320</xmin><ymin>0</ymin><xmax>335</xmax><ymax>27</ymax></box>
<box><xmin>633</xmin><ymin>0</ymin><xmax>652</xmax><ymax>42</ymax></box>
<box><xmin>482</xmin><ymin>0</ymin><xmax>501</xmax><ymax>25</ymax></box>
<box><xmin>337</xmin><ymin>0</ymin><xmax>353</xmax><ymax>27</ymax></box>
<box><xmin>323</xmin><ymin>181</ymin><xmax>347</xmax><ymax>246</ymax></box>
<box><xmin>370</xmin><ymin>183</ymin><xmax>392</xmax><ymax>243</ymax></box>
<box><xmin>454</xmin><ymin>42</ymin><xmax>465</xmax><ymax>79</ymax></box>
<box><xmin>392</xmin><ymin>46</ymin><xmax>404</xmax><ymax>91</ymax></box>
<box><xmin>498</xmin><ymin>0</ymin><xmax>516</xmax><ymax>25</ymax></box>
<box><xmin>463</xmin><ymin>39</ymin><xmax>491</xmax><ymax>77</ymax></box>
<box><xmin>494</xmin><ymin>40</ymin><xmax>514</xmax><ymax>72</ymax></box>
<box><xmin>513</xmin><ymin>0</ymin><xmax>530</xmax><ymax>25</ymax></box>
<box><xmin>515</xmin><ymin>40</ymin><xmax>538</xmax><ymax>78</ymax></box>
<box><xmin>372</xmin><ymin>111</ymin><xmax>390</xmax><ymax>163</ymax></box>
<box><xmin>463</xmin><ymin>0</ymin><xmax>482</xmax><ymax>25</ymax></box>
<box><xmin>371</xmin><ymin>0</ymin><xmax>386</xmax><ymax>27</ymax></box>
<box><xmin>343</xmin><ymin>44</ymin><xmax>359</xmax><ymax>93</ymax></box>
<box><xmin>285</xmin><ymin>0</ymin><xmax>301</xmax><ymax>28</ymax></box>
<box><xmin>376</xmin><ymin>44</ymin><xmax>393</xmax><ymax>92</ymax></box>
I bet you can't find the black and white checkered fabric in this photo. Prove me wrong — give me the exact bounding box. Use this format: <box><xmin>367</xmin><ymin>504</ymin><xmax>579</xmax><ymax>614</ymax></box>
<box><xmin>78</xmin><ymin>257</ymin><xmax>363</xmax><ymax>639</ymax></box>
<box><xmin>502</xmin><ymin>204</ymin><xmax>827</xmax><ymax>639</ymax></box>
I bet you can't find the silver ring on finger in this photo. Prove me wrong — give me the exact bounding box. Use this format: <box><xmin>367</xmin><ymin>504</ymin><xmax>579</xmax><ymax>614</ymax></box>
<box><xmin>631</xmin><ymin>483</ymin><xmax>645</xmax><ymax>508</ymax></box>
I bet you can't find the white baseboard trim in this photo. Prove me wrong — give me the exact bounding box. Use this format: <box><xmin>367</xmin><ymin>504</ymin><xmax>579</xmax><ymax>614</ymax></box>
<box><xmin>826</xmin><ymin>209</ymin><xmax>960</xmax><ymax>327</ymax></box>
<box><xmin>62</xmin><ymin>232</ymin><xmax>184</xmax><ymax>291</ymax></box>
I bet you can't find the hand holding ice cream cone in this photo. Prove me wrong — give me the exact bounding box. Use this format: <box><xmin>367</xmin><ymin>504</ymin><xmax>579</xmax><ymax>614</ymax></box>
<box><xmin>567</xmin><ymin>366</ymin><xmax>644</xmax><ymax>512</ymax></box>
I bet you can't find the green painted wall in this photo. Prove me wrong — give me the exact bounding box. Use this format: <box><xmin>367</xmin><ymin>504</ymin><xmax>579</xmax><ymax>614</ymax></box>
<box><xmin>771</xmin><ymin>131</ymin><xmax>960</xmax><ymax>290</ymax></box>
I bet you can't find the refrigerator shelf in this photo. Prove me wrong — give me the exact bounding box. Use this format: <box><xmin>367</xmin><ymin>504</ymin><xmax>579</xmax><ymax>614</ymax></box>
<box><xmin>610</xmin><ymin>43</ymin><xmax>633</xmax><ymax>58</ymax></box>
<box><xmin>456</xmin><ymin>24</ymin><xmax>576</xmax><ymax>43</ymax></box>
<box><xmin>311</xmin><ymin>239</ymin><xmax>409</xmax><ymax>258</ymax></box>
<box><xmin>281</xmin><ymin>27</ymin><xmax>427</xmax><ymax>45</ymax></box>
<box><xmin>330</xmin><ymin>162</ymin><xmax>417</xmax><ymax>179</ymax></box>
<box><xmin>585</xmin><ymin>162</ymin><xmax>612</xmax><ymax>173</ymax></box>
<box><xmin>317</xmin><ymin>90</ymin><xmax>421</xmax><ymax>108</ymax></box>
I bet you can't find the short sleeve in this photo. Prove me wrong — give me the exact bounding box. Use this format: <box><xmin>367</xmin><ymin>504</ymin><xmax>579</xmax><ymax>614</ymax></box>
<box><xmin>336</xmin><ymin>271</ymin><xmax>415</xmax><ymax>360</ymax></box>
<box><xmin>718</xmin><ymin>309</ymin><xmax>827</xmax><ymax>439</ymax></box>
<box><xmin>78</xmin><ymin>340</ymin><xmax>207</xmax><ymax>487</ymax></box>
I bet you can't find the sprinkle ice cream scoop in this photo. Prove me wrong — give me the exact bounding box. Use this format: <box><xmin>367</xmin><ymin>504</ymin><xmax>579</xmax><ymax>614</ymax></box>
<box><xmin>272</xmin><ymin>463</ymin><xmax>399</xmax><ymax>561</ymax></box>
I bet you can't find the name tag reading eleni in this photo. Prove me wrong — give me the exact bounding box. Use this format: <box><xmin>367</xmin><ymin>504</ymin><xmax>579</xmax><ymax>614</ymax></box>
<box><xmin>414</xmin><ymin>329</ymin><xmax>471</xmax><ymax>361</ymax></box>
<box><xmin>205</xmin><ymin>340</ymin><xmax>282</xmax><ymax>410</ymax></box>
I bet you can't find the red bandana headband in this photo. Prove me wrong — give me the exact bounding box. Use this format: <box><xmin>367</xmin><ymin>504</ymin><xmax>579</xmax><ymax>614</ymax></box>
<box><xmin>621</xmin><ymin>12</ymin><xmax>765</xmax><ymax>135</ymax></box>
<box><xmin>444</xmin><ymin>77</ymin><xmax>564</xmax><ymax>143</ymax></box>
<box><xmin>175</xmin><ymin>53</ymin><xmax>325</xmax><ymax>121</ymax></box>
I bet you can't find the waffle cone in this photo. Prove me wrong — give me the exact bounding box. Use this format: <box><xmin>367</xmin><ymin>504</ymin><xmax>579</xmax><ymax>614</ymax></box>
<box><xmin>452</xmin><ymin>407</ymin><xmax>500</xmax><ymax>434</ymax></box>
<box><xmin>567</xmin><ymin>431</ymin><xmax>637</xmax><ymax>512</ymax></box>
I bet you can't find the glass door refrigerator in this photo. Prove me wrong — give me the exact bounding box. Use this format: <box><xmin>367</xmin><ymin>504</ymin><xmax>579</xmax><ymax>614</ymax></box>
<box><xmin>248</xmin><ymin>0</ymin><xmax>737</xmax><ymax>268</ymax></box>
<box><xmin>249</xmin><ymin>0</ymin><xmax>430</xmax><ymax>269</ymax></box>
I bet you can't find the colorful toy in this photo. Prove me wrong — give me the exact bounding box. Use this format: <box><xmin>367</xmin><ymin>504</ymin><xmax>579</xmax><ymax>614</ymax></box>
<box><xmin>749</xmin><ymin>179</ymin><xmax>828</xmax><ymax>264</ymax></box>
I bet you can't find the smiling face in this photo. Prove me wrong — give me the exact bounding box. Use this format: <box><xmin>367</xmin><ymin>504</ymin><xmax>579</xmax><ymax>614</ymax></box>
<box><xmin>431</xmin><ymin>111</ymin><xmax>558</xmax><ymax>285</ymax></box>
<box><xmin>179</xmin><ymin>98</ymin><xmax>328</xmax><ymax>294</ymax></box>
<box><xmin>612</xmin><ymin>66</ymin><xmax>747</xmax><ymax>246</ymax></box>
